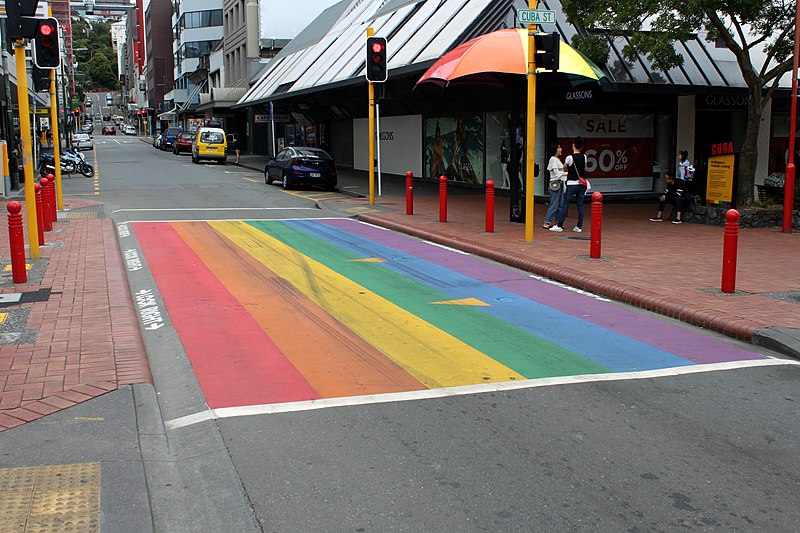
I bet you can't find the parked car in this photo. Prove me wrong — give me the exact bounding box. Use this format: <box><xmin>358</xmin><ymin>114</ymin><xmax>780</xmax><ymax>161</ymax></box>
<box><xmin>191</xmin><ymin>127</ymin><xmax>227</xmax><ymax>164</ymax></box>
<box><xmin>73</xmin><ymin>133</ymin><xmax>94</xmax><ymax>151</ymax></box>
<box><xmin>172</xmin><ymin>132</ymin><xmax>195</xmax><ymax>154</ymax></box>
<box><xmin>153</xmin><ymin>134</ymin><xmax>162</xmax><ymax>148</ymax></box>
<box><xmin>264</xmin><ymin>147</ymin><xmax>337</xmax><ymax>191</ymax></box>
<box><xmin>101</xmin><ymin>125</ymin><xmax>116</xmax><ymax>135</ymax></box>
<box><xmin>81</xmin><ymin>123</ymin><xmax>93</xmax><ymax>133</ymax></box>
<box><xmin>103</xmin><ymin>114</ymin><xmax>111</xmax><ymax>121</ymax></box>
<box><xmin>161</xmin><ymin>127</ymin><xmax>184</xmax><ymax>150</ymax></box>
<box><xmin>124</xmin><ymin>125</ymin><xmax>136</xmax><ymax>135</ymax></box>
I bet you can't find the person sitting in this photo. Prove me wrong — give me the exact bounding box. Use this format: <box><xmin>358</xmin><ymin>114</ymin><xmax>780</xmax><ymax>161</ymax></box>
<box><xmin>649</xmin><ymin>171</ymin><xmax>685</xmax><ymax>224</ymax></box>
<box><xmin>764</xmin><ymin>168</ymin><xmax>785</xmax><ymax>188</ymax></box>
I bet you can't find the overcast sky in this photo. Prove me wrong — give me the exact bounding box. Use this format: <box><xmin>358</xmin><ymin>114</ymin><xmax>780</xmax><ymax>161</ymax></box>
<box><xmin>260</xmin><ymin>0</ymin><xmax>340</xmax><ymax>40</ymax></box>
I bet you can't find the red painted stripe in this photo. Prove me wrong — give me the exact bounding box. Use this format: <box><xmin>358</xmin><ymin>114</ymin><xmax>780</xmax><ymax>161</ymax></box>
<box><xmin>134</xmin><ymin>222</ymin><xmax>320</xmax><ymax>408</ymax></box>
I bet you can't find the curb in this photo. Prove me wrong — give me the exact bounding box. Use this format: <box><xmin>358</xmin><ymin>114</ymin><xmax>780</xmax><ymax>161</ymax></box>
<box><xmin>356</xmin><ymin>214</ymin><xmax>798</xmax><ymax>357</ymax></box>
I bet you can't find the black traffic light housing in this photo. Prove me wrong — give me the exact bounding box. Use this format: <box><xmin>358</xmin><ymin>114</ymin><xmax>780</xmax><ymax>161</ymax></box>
<box><xmin>6</xmin><ymin>0</ymin><xmax>40</xmax><ymax>40</ymax></box>
<box><xmin>32</xmin><ymin>64</ymin><xmax>51</xmax><ymax>92</ymax></box>
<box><xmin>365</xmin><ymin>36</ymin><xmax>387</xmax><ymax>83</ymax></box>
<box><xmin>534</xmin><ymin>32</ymin><xmax>560</xmax><ymax>71</ymax></box>
<box><xmin>33</xmin><ymin>18</ymin><xmax>60</xmax><ymax>69</ymax></box>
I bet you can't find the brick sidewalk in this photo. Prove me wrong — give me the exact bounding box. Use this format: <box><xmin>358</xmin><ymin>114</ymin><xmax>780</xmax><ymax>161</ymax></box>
<box><xmin>320</xmin><ymin>192</ymin><xmax>800</xmax><ymax>346</ymax></box>
<box><xmin>0</xmin><ymin>200</ymin><xmax>151</xmax><ymax>431</ymax></box>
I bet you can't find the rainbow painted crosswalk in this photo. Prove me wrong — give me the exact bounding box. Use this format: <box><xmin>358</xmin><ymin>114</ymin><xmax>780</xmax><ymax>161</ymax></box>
<box><xmin>134</xmin><ymin>218</ymin><xmax>768</xmax><ymax>411</ymax></box>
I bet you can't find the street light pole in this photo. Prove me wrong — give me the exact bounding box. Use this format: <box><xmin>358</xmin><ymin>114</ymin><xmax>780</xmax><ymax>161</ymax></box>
<box><xmin>783</xmin><ymin>1</ymin><xmax>799</xmax><ymax>233</ymax></box>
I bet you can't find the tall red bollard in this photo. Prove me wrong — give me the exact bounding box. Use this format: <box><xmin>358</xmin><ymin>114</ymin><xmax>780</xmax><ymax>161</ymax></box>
<box><xmin>721</xmin><ymin>209</ymin><xmax>740</xmax><ymax>294</ymax></box>
<box><xmin>46</xmin><ymin>173</ymin><xmax>57</xmax><ymax>222</ymax></box>
<box><xmin>7</xmin><ymin>201</ymin><xmax>26</xmax><ymax>283</ymax></box>
<box><xmin>485</xmin><ymin>180</ymin><xmax>495</xmax><ymax>233</ymax></box>
<box><xmin>40</xmin><ymin>177</ymin><xmax>53</xmax><ymax>232</ymax></box>
<box><xmin>34</xmin><ymin>183</ymin><xmax>45</xmax><ymax>246</ymax></box>
<box><xmin>439</xmin><ymin>175</ymin><xmax>448</xmax><ymax>223</ymax></box>
<box><xmin>405</xmin><ymin>171</ymin><xmax>414</xmax><ymax>215</ymax></box>
<box><xmin>590</xmin><ymin>192</ymin><xmax>603</xmax><ymax>259</ymax></box>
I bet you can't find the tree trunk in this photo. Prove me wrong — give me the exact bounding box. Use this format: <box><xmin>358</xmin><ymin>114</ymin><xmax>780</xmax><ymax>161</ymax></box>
<box><xmin>737</xmin><ymin>88</ymin><xmax>766</xmax><ymax>207</ymax></box>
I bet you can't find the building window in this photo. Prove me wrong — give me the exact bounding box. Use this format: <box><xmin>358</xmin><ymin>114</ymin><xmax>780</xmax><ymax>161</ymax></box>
<box><xmin>178</xmin><ymin>40</ymin><xmax>220</xmax><ymax>60</ymax></box>
<box><xmin>179</xmin><ymin>9</ymin><xmax>223</xmax><ymax>30</ymax></box>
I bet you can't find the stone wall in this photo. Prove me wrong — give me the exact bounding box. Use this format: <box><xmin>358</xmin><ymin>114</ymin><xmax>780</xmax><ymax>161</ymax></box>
<box><xmin>685</xmin><ymin>204</ymin><xmax>800</xmax><ymax>228</ymax></box>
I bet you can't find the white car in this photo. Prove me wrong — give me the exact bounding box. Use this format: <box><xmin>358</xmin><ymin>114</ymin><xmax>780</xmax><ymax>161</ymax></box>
<box><xmin>73</xmin><ymin>133</ymin><xmax>94</xmax><ymax>151</ymax></box>
<box><xmin>124</xmin><ymin>125</ymin><xmax>137</xmax><ymax>135</ymax></box>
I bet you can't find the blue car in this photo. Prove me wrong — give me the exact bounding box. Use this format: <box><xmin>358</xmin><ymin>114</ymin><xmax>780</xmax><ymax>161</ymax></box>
<box><xmin>160</xmin><ymin>127</ymin><xmax>184</xmax><ymax>150</ymax></box>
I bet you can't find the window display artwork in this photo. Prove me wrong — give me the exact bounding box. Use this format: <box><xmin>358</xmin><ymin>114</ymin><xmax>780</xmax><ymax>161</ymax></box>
<box><xmin>424</xmin><ymin>115</ymin><xmax>484</xmax><ymax>183</ymax></box>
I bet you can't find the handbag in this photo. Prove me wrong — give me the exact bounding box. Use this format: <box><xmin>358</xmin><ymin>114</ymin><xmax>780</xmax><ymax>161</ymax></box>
<box><xmin>549</xmin><ymin>176</ymin><xmax>562</xmax><ymax>191</ymax></box>
<box><xmin>574</xmin><ymin>156</ymin><xmax>588</xmax><ymax>187</ymax></box>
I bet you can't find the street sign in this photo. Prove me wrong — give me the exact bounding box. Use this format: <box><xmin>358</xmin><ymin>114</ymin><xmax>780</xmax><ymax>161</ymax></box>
<box><xmin>518</xmin><ymin>9</ymin><xmax>555</xmax><ymax>25</ymax></box>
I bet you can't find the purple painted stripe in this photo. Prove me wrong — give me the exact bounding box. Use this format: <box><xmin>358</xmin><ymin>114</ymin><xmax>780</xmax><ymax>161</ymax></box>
<box><xmin>324</xmin><ymin>219</ymin><xmax>766</xmax><ymax>364</ymax></box>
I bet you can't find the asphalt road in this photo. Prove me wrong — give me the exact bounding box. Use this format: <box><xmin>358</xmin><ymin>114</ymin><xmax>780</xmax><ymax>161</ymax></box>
<box><xmin>86</xmin><ymin>139</ymin><xmax>800</xmax><ymax>532</ymax></box>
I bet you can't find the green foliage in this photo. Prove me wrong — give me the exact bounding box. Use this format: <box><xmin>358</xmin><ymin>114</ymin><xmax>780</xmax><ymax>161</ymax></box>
<box><xmin>570</xmin><ymin>34</ymin><xmax>609</xmax><ymax>68</ymax></box>
<box><xmin>72</xmin><ymin>17</ymin><xmax>118</xmax><ymax>90</ymax></box>
<box><xmin>87</xmin><ymin>52</ymin><xmax>118</xmax><ymax>89</ymax></box>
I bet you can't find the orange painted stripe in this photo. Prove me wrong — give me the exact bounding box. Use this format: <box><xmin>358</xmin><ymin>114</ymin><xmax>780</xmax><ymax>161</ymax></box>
<box><xmin>172</xmin><ymin>222</ymin><xmax>426</xmax><ymax>398</ymax></box>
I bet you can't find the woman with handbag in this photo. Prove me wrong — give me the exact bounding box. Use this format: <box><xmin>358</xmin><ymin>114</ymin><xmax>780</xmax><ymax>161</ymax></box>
<box><xmin>550</xmin><ymin>136</ymin><xmax>588</xmax><ymax>233</ymax></box>
<box><xmin>543</xmin><ymin>144</ymin><xmax>567</xmax><ymax>229</ymax></box>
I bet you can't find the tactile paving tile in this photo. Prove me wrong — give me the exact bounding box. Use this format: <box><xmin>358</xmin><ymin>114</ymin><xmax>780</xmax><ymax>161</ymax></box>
<box><xmin>66</xmin><ymin>211</ymin><xmax>97</xmax><ymax>219</ymax></box>
<box><xmin>0</xmin><ymin>462</ymin><xmax>100</xmax><ymax>533</ymax></box>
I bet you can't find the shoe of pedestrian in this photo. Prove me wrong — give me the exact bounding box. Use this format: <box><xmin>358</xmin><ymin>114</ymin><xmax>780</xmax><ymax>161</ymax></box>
<box><xmin>542</xmin><ymin>223</ymin><xmax>552</xmax><ymax>229</ymax></box>
<box><xmin>649</xmin><ymin>217</ymin><xmax>663</xmax><ymax>222</ymax></box>
<box><xmin>549</xmin><ymin>225</ymin><xmax>563</xmax><ymax>232</ymax></box>
<box><xmin>572</xmin><ymin>226</ymin><xmax>582</xmax><ymax>233</ymax></box>
<box><xmin>672</xmin><ymin>219</ymin><xmax>682</xmax><ymax>224</ymax></box>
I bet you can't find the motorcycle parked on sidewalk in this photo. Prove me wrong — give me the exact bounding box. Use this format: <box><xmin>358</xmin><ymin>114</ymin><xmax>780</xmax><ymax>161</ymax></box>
<box><xmin>38</xmin><ymin>152</ymin><xmax>76</xmax><ymax>178</ymax></box>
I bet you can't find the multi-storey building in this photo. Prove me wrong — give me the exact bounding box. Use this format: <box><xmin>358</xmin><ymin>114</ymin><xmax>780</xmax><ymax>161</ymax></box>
<box><xmin>145</xmin><ymin>0</ymin><xmax>175</xmax><ymax>126</ymax></box>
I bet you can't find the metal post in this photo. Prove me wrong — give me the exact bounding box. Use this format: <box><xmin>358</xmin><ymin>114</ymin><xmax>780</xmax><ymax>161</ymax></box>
<box><xmin>590</xmin><ymin>192</ymin><xmax>603</xmax><ymax>258</ymax></box>
<box><xmin>49</xmin><ymin>69</ymin><xmax>64</xmax><ymax>210</ymax></box>
<box><xmin>721</xmin><ymin>209</ymin><xmax>740</xmax><ymax>293</ymax></box>
<box><xmin>485</xmin><ymin>179</ymin><xmax>495</xmax><ymax>233</ymax></box>
<box><xmin>439</xmin><ymin>175</ymin><xmax>448</xmax><ymax>223</ymax></box>
<box><xmin>376</xmin><ymin>100</ymin><xmax>382</xmax><ymax>197</ymax></box>
<box><xmin>34</xmin><ymin>183</ymin><xmax>44</xmax><ymax>246</ymax></box>
<box><xmin>783</xmin><ymin>0</ymin><xmax>799</xmax><ymax>233</ymax></box>
<box><xmin>367</xmin><ymin>27</ymin><xmax>376</xmax><ymax>205</ymax></box>
<box><xmin>7</xmin><ymin>201</ymin><xmax>27</xmax><ymax>283</ymax></box>
<box><xmin>14</xmin><ymin>41</ymin><xmax>40</xmax><ymax>259</ymax></box>
<box><xmin>524</xmin><ymin>0</ymin><xmax>538</xmax><ymax>242</ymax></box>
<box><xmin>405</xmin><ymin>171</ymin><xmax>413</xmax><ymax>215</ymax></box>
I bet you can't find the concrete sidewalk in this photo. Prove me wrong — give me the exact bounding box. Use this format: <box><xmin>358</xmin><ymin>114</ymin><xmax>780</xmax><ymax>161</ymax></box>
<box><xmin>233</xmin><ymin>154</ymin><xmax>800</xmax><ymax>359</ymax></box>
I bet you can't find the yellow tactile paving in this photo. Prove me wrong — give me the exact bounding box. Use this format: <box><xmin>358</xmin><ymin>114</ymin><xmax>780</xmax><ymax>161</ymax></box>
<box><xmin>0</xmin><ymin>462</ymin><xmax>101</xmax><ymax>533</ymax></box>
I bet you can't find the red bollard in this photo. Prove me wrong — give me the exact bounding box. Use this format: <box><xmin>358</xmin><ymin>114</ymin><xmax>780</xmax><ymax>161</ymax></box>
<box><xmin>7</xmin><ymin>201</ymin><xmax>27</xmax><ymax>283</ymax></box>
<box><xmin>721</xmin><ymin>209</ymin><xmax>740</xmax><ymax>294</ymax></box>
<box><xmin>40</xmin><ymin>177</ymin><xmax>53</xmax><ymax>232</ymax></box>
<box><xmin>46</xmin><ymin>173</ymin><xmax>57</xmax><ymax>222</ymax></box>
<box><xmin>405</xmin><ymin>171</ymin><xmax>414</xmax><ymax>215</ymax></box>
<box><xmin>590</xmin><ymin>192</ymin><xmax>603</xmax><ymax>259</ymax></box>
<box><xmin>34</xmin><ymin>183</ymin><xmax>45</xmax><ymax>246</ymax></box>
<box><xmin>439</xmin><ymin>175</ymin><xmax>448</xmax><ymax>223</ymax></box>
<box><xmin>485</xmin><ymin>180</ymin><xmax>495</xmax><ymax>233</ymax></box>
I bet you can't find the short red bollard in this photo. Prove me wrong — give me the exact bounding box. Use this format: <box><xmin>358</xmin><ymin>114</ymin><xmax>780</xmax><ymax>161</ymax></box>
<box><xmin>485</xmin><ymin>180</ymin><xmax>495</xmax><ymax>233</ymax></box>
<box><xmin>405</xmin><ymin>171</ymin><xmax>414</xmax><ymax>215</ymax></box>
<box><xmin>40</xmin><ymin>177</ymin><xmax>53</xmax><ymax>232</ymax></box>
<box><xmin>46</xmin><ymin>173</ymin><xmax>57</xmax><ymax>222</ymax></box>
<box><xmin>721</xmin><ymin>209</ymin><xmax>740</xmax><ymax>294</ymax></box>
<box><xmin>7</xmin><ymin>201</ymin><xmax>26</xmax><ymax>283</ymax></box>
<box><xmin>34</xmin><ymin>183</ymin><xmax>45</xmax><ymax>246</ymax></box>
<box><xmin>439</xmin><ymin>175</ymin><xmax>448</xmax><ymax>223</ymax></box>
<box><xmin>590</xmin><ymin>191</ymin><xmax>603</xmax><ymax>259</ymax></box>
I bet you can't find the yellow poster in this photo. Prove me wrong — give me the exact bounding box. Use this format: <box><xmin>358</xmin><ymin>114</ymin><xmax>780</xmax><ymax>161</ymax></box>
<box><xmin>706</xmin><ymin>154</ymin><xmax>735</xmax><ymax>205</ymax></box>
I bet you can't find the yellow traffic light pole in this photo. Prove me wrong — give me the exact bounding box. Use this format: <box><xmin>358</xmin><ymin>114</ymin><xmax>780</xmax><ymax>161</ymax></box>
<box><xmin>525</xmin><ymin>0</ymin><xmax>538</xmax><ymax>243</ymax></box>
<box><xmin>49</xmin><ymin>70</ymin><xmax>63</xmax><ymax>210</ymax></box>
<box><xmin>14</xmin><ymin>40</ymin><xmax>41</xmax><ymax>259</ymax></box>
<box><xmin>367</xmin><ymin>27</ymin><xmax>376</xmax><ymax>206</ymax></box>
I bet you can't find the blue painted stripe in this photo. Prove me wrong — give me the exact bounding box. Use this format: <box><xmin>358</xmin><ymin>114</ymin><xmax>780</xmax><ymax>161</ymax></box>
<box><xmin>286</xmin><ymin>219</ymin><xmax>693</xmax><ymax>372</ymax></box>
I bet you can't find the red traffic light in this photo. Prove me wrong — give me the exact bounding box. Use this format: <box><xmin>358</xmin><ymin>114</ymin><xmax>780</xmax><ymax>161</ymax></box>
<box><xmin>371</xmin><ymin>41</ymin><xmax>384</xmax><ymax>54</ymax></box>
<box><xmin>39</xmin><ymin>23</ymin><xmax>55</xmax><ymax>36</ymax></box>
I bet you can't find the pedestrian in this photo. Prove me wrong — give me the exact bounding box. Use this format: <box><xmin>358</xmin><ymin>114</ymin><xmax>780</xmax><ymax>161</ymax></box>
<box><xmin>649</xmin><ymin>171</ymin><xmax>685</xmax><ymax>224</ymax></box>
<box><xmin>543</xmin><ymin>143</ymin><xmax>566</xmax><ymax>229</ymax></box>
<box><xmin>550</xmin><ymin>136</ymin><xmax>588</xmax><ymax>233</ymax></box>
<box><xmin>231</xmin><ymin>132</ymin><xmax>240</xmax><ymax>164</ymax></box>
<box><xmin>677</xmin><ymin>149</ymin><xmax>694</xmax><ymax>190</ymax></box>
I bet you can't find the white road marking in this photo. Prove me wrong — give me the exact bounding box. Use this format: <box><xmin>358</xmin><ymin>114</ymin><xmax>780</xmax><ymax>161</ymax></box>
<box><xmin>112</xmin><ymin>207</ymin><xmax>320</xmax><ymax>213</ymax></box>
<box><xmin>528</xmin><ymin>274</ymin><xmax>612</xmax><ymax>301</ymax></box>
<box><xmin>422</xmin><ymin>240</ymin><xmax>471</xmax><ymax>255</ymax></box>
<box><xmin>163</xmin><ymin>358</ymin><xmax>799</xmax><ymax>430</ymax></box>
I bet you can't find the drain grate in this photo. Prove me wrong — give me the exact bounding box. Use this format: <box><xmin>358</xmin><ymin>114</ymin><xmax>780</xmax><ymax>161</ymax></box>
<box><xmin>0</xmin><ymin>462</ymin><xmax>101</xmax><ymax>533</ymax></box>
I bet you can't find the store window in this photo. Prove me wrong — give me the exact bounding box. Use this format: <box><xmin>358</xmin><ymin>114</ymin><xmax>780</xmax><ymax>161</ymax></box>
<box><xmin>423</xmin><ymin>115</ymin><xmax>484</xmax><ymax>184</ymax></box>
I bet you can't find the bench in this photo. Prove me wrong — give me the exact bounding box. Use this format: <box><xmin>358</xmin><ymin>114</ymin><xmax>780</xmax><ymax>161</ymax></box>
<box><xmin>756</xmin><ymin>184</ymin><xmax>784</xmax><ymax>202</ymax></box>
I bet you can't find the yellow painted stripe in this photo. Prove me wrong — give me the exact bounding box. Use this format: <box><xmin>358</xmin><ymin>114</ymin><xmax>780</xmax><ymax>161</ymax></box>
<box><xmin>211</xmin><ymin>221</ymin><xmax>524</xmax><ymax>388</ymax></box>
<box><xmin>3</xmin><ymin>264</ymin><xmax>31</xmax><ymax>271</ymax></box>
<box><xmin>0</xmin><ymin>313</ymin><xmax>7</xmax><ymax>324</ymax></box>
<box><xmin>243</xmin><ymin>177</ymin><xmax>259</xmax><ymax>183</ymax></box>
<box><xmin>431</xmin><ymin>297</ymin><xmax>490</xmax><ymax>307</ymax></box>
<box><xmin>347</xmin><ymin>257</ymin><xmax>386</xmax><ymax>263</ymax></box>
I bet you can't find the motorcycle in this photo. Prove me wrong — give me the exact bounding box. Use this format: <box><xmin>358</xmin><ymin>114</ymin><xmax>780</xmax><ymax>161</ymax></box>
<box><xmin>67</xmin><ymin>149</ymin><xmax>95</xmax><ymax>178</ymax></box>
<box><xmin>38</xmin><ymin>152</ymin><xmax>76</xmax><ymax>177</ymax></box>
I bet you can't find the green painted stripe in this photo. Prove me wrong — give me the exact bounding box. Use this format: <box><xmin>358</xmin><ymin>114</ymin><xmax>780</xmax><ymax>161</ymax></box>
<box><xmin>248</xmin><ymin>220</ymin><xmax>610</xmax><ymax>378</ymax></box>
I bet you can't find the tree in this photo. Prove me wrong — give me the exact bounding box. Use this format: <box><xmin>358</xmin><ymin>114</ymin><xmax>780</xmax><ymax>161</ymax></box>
<box><xmin>87</xmin><ymin>52</ymin><xmax>118</xmax><ymax>89</ymax></box>
<box><xmin>562</xmin><ymin>0</ymin><xmax>795</xmax><ymax>205</ymax></box>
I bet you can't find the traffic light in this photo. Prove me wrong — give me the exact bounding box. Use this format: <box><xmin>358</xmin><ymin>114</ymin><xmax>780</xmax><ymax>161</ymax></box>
<box><xmin>33</xmin><ymin>18</ymin><xmax>60</xmax><ymax>69</ymax></box>
<box><xmin>533</xmin><ymin>32</ymin><xmax>560</xmax><ymax>71</ymax></box>
<box><xmin>32</xmin><ymin>64</ymin><xmax>51</xmax><ymax>92</ymax></box>
<box><xmin>365</xmin><ymin>36</ymin><xmax>387</xmax><ymax>83</ymax></box>
<box><xmin>6</xmin><ymin>0</ymin><xmax>40</xmax><ymax>40</ymax></box>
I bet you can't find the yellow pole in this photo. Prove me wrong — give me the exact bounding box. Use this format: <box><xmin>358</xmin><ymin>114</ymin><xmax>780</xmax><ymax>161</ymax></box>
<box><xmin>2</xmin><ymin>142</ymin><xmax>9</xmax><ymax>195</ymax></box>
<box><xmin>367</xmin><ymin>27</ymin><xmax>375</xmax><ymax>205</ymax></box>
<box><xmin>49</xmin><ymin>70</ymin><xmax>63</xmax><ymax>210</ymax></box>
<box><xmin>525</xmin><ymin>0</ymin><xmax>538</xmax><ymax>242</ymax></box>
<box><xmin>14</xmin><ymin>40</ymin><xmax>40</xmax><ymax>258</ymax></box>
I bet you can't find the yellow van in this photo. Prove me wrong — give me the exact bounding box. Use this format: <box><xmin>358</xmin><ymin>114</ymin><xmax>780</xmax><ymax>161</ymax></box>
<box><xmin>192</xmin><ymin>127</ymin><xmax>228</xmax><ymax>164</ymax></box>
